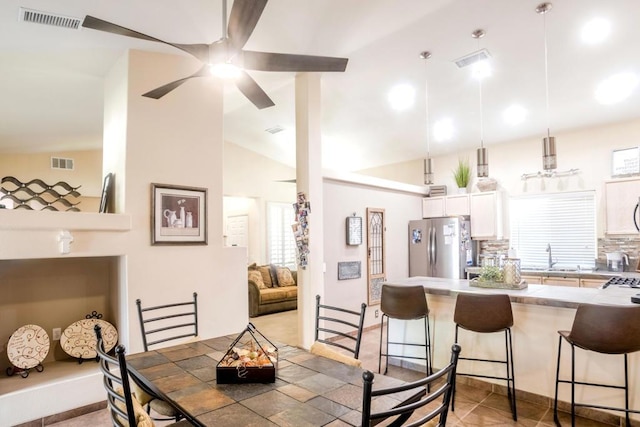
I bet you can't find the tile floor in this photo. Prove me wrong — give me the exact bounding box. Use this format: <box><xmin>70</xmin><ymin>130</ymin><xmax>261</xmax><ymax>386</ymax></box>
<box><xmin>46</xmin><ymin>310</ymin><xmax>619</xmax><ymax>427</ymax></box>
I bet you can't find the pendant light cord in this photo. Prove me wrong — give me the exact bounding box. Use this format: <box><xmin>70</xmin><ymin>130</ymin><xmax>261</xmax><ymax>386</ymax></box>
<box><xmin>424</xmin><ymin>57</ymin><xmax>430</xmax><ymax>158</ymax></box>
<box><xmin>543</xmin><ymin>10</ymin><xmax>550</xmax><ymax>139</ymax></box>
<box><xmin>222</xmin><ymin>0</ymin><xmax>228</xmax><ymax>40</ymax></box>
<box><xmin>478</xmin><ymin>38</ymin><xmax>484</xmax><ymax>149</ymax></box>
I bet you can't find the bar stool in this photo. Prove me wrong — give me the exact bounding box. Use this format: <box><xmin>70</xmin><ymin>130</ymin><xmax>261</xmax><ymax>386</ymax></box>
<box><xmin>453</xmin><ymin>293</ymin><xmax>517</xmax><ymax>421</ymax></box>
<box><xmin>378</xmin><ymin>284</ymin><xmax>431</xmax><ymax>376</ymax></box>
<box><xmin>553</xmin><ymin>303</ymin><xmax>640</xmax><ymax>427</ymax></box>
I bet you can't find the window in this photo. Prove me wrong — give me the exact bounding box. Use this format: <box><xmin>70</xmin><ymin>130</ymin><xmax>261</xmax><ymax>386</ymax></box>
<box><xmin>509</xmin><ymin>191</ymin><xmax>596</xmax><ymax>269</ymax></box>
<box><xmin>266</xmin><ymin>202</ymin><xmax>297</xmax><ymax>269</ymax></box>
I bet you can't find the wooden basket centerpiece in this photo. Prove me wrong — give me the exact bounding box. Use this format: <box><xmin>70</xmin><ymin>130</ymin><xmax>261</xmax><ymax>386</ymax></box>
<box><xmin>216</xmin><ymin>323</ymin><xmax>278</xmax><ymax>384</ymax></box>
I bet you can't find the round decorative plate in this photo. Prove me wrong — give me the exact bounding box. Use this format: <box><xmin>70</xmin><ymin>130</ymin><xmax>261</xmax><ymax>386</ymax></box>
<box><xmin>7</xmin><ymin>324</ymin><xmax>50</xmax><ymax>369</ymax></box>
<box><xmin>60</xmin><ymin>318</ymin><xmax>118</xmax><ymax>359</ymax></box>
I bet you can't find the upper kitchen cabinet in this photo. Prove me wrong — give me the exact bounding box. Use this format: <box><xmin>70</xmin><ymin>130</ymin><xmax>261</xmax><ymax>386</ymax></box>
<box><xmin>422</xmin><ymin>194</ymin><xmax>469</xmax><ymax>218</ymax></box>
<box><xmin>469</xmin><ymin>191</ymin><xmax>503</xmax><ymax>240</ymax></box>
<box><xmin>604</xmin><ymin>178</ymin><xmax>640</xmax><ymax>235</ymax></box>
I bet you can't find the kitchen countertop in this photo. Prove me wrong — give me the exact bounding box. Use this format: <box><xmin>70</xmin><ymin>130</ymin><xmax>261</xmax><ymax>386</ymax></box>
<box><xmin>385</xmin><ymin>276</ymin><xmax>640</xmax><ymax>309</ymax></box>
<box><xmin>465</xmin><ymin>266</ymin><xmax>640</xmax><ymax>279</ymax></box>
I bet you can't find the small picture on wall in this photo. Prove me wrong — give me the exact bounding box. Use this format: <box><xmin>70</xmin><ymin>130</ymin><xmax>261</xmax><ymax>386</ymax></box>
<box><xmin>151</xmin><ymin>183</ymin><xmax>207</xmax><ymax>245</ymax></box>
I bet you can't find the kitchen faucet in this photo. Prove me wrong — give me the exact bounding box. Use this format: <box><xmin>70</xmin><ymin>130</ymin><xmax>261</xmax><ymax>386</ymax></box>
<box><xmin>546</xmin><ymin>243</ymin><xmax>556</xmax><ymax>269</ymax></box>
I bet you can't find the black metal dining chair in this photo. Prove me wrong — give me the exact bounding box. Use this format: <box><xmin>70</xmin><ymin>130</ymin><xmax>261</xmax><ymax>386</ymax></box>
<box><xmin>134</xmin><ymin>292</ymin><xmax>198</xmax><ymax>422</ymax></box>
<box><xmin>94</xmin><ymin>325</ymin><xmax>191</xmax><ymax>427</ymax></box>
<box><xmin>362</xmin><ymin>344</ymin><xmax>461</xmax><ymax>427</ymax></box>
<box><xmin>311</xmin><ymin>294</ymin><xmax>367</xmax><ymax>366</ymax></box>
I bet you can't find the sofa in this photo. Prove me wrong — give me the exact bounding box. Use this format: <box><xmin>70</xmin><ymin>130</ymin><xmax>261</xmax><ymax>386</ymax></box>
<box><xmin>248</xmin><ymin>264</ymin><xmax>297</xmax><ymax>317</ymax></box>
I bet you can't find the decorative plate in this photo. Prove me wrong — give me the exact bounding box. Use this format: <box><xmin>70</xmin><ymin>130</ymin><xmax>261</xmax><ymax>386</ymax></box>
<box><xmin>7</xmin><ymin>324</ymin><xmax>50</xmax><ymax>369</ymax></box>
<box><xmin>60</xmin><ymin>318</ymin><xmax>118</xmax><ymax>359</ymax></box>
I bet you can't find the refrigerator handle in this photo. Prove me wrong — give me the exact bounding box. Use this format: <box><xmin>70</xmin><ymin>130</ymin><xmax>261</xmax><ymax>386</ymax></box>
<box><xmin>431</xmin><ymin>227</ymin><xmax>437</xmax><ymax>266</ymax></box>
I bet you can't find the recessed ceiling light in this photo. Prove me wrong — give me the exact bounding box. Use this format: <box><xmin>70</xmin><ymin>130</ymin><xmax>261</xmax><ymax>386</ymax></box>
<box><xmin>388</xmin><ymin>83</ymin><xmax>415</xmax><ymax>111</ymax></box>
<box><xmin>581</xmin><ymin>18</ymin><xmax>611</xmax><ymax>44</ymax></box>
<box><xmin>471</xmin><ymin>59</ymin><xmax>491</xmax><ymax>80</ymax></box>
<box><xmin>503</xmin><ymin>104</ymin><xmax>527</xmax><ymax>125</ymax></box>
<box><xmin>433</xmin><ymin>118</ymin><xmax>454</xmax><ymax>142</ymax></box>
<box><xmin>595</xmin><ymin>72</ymin><xmax>639</xmax><ymax>105</ymax></box>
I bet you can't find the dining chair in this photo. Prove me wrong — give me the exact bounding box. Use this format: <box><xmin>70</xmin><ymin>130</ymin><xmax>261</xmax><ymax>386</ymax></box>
<box><xmin>134</xmin><ymin>292</ymin><xmax>198</xmax><ymax>422</ymax></box>
<box><xmin>311</xmin><ymin>294</ymin><xmax>367</xmax><ymax>367</ymax></box>
<box><xmin>93</xmin><ymin>325</ymin><xmax>191</xmax><ymax>427</ymax></box>
<box><xmin>362</xmin><ymin>343</ymin><xmax>461</xmax><ymax>427</ymax></box>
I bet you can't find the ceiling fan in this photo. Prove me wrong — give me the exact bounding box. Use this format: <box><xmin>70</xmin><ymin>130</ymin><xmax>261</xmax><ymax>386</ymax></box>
<box><xmin>82</xmin><ymin>0</ymin><xmax>348</xmax><ymax>109</ymax></box>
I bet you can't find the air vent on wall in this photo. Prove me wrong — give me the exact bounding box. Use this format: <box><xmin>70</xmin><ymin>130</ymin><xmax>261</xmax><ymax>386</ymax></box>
<box><xmin>453</xmin><ymin>48</ymin><xmax>491</xmax><ymax>68</ymax></box>
<box><xmin>265</xmin><ymin>125</ymin><xmax>285</xmax><ymax>135</ymax></box>
<box><xmin>51</xmin><ymin>157</ymin><xmax>74</xmax><ymax>170</ymax></box>
<box><xmin>19</xmin><ymin>7</ymin><xmax>82</xmax><ymax>30</ymax></box>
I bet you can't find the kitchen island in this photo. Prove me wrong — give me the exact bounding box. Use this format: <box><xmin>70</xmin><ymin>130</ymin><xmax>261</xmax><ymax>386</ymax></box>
<box><xmin>382</xmin><ymin>276</ymin><xmax>639</xmax><ymax>424</ymax></box>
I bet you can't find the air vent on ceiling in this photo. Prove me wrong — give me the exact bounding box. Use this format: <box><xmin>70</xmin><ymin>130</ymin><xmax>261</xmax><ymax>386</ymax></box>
<box><xmin>265</xmin><ymin>125</ymin><xmax>285</xmax><ymax>135</ymax></box>
<box><xmin>51</xmin><ymin>157</ymin><xmax>74</xmax><ymax>170</ymax></box>
<box><xmin>19</xmin><ymin>7</ymin><xmax>82</xmax><ymax>30</ymax></box>
<box><xmin>453</xmin><ymin>48</ymin><xmax>492</xmax><ymax>68</ymax></box>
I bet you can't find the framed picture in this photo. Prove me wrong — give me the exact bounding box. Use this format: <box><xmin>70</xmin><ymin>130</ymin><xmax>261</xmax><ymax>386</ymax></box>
<box><xmin>612</xmin><ymin>147</ymin><xmax>640</xmax><ymax>177</ymax></box>
<box><xmin>338</xmin><ymin>261</ymin><xmax>361</xmax><ymax>280</ymax></box>
<box><xmin>151</xmin><ymin>183</ymin><xmax>207</xmax><ymax>245</ymax></box>
<box><xmin>99</xmin><ymin>173</ymin><xmax>113</xmax><ymax>213</ymax></box>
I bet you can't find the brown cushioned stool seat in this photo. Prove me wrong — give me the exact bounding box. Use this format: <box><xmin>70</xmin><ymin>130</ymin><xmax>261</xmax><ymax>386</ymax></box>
<box><xmin>453</xmin><ymin>293</ymin><xmax>517</xmax><ymax>421</ymax></box>
<box><xmin>553</xmin><ymin>303</ymin><xmax>640</xmax><ymax>427</ymax></box>
<box><xmin>378</xmin><ymin>284</ymin><xmax>432</xmax><ymax>377</ymax></box>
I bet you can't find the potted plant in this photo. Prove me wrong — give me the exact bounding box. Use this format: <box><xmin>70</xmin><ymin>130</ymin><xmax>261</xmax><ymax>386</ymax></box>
<box><xmin>452</xmin><ymin>158</ymin><xmax>471</xmax><ymax>193</ymax></box>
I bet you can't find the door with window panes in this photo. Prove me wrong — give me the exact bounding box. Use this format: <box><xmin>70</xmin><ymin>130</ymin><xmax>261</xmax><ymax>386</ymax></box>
<box><xmin>267</xmin><ymin>202</ymin><xmax>296</xmax><ymax>269</ymax></box>
<box><xmin>367</xmin><ymin>208</ymin><xmax>385</xmax><ymax>305</ymax></box>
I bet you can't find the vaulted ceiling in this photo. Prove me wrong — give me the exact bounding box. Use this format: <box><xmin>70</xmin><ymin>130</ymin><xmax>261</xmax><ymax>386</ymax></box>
<box><xmin>1</xmin><ymin>0</ymin><xmax>639</xmax><ymax>171</ymax></box>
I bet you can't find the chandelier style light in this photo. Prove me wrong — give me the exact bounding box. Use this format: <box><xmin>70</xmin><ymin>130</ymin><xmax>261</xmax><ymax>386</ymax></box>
<box><xmin>421</xmin><ymin>51</ymin><xmax>434</xmax><ymax>185</ymax></box>
<box><xmin>473</xmin><ymin>29</ymin><xmax>489</xmax><ymax>178</ymax></box>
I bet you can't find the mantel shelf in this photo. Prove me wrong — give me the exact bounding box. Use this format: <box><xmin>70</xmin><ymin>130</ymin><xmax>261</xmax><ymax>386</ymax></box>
<box><xmin>0</xmin><ymin>209</ymin><xmax>131</xmax><ymax>231</ymax></box>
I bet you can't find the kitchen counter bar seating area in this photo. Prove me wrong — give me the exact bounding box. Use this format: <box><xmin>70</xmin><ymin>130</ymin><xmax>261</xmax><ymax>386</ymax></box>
<box><xmin>382</xmin><ymin>276</ymin><xmax>640</xmax><ymax>426</ymax></box>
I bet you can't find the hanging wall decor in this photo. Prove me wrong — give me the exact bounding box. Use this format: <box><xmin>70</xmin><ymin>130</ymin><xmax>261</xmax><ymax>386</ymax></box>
<box><xmin>0</xmin><ymin>176</ymin><xmax>81</xmax><ymax>211</ymax></box>
<box><xmin>292</xmin><ymin>192</ymin><xmax>310</xmax><ymax>268</ymax></box>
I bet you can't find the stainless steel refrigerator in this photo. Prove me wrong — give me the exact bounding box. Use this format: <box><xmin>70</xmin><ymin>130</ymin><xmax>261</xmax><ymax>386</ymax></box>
<box><xmin>409</xmin><ymin>217</ymin><xmax>475</xmax><ymax>278</ymax></box>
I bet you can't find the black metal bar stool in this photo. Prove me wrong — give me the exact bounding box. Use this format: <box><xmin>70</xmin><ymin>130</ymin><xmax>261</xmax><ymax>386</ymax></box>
<box><xmin>553</xmin><ymin>303</ymin><xmax>640</xmax><ymax>427</ymax></box>
<box><xmin>453</xmin><ymin>293</ymin><xmax>517</xmax><ymax>421</ymax></box>
<box><xmin>378</xmin><ymin>284</ymin><xmax>432</xmax><ymax>376</ymax></box>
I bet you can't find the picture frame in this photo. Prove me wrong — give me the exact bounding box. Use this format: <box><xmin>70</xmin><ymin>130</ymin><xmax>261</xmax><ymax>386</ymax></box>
<box><xmin>151</xmin><ymin>183</ymin><xmax>207</xmax><ymax>245</ymax></box>
<box><xmin>99</xmin><ymin>173</ymin><xmax>113</xmax><ymax>213</ymax></box>
<box><xmin>612</xmin><ymin>147</ymin><xmax>640</xmax><ymax>177</ymax></box>
<box><xmin>338</xmin><ymin>261</ymin><xmax>361</xmax><ymax>280</ymax></box>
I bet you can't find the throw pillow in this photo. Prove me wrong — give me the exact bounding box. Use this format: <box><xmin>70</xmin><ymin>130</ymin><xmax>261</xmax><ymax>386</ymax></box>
<box><xmin>258</xmin><ymin>265</ymin><xmax>273</xmax><ymax>287</ymax></box>
<box><xmin>248</xmin><ymin>262</ymin><xmax>258</xmax><ymax>270</ymax></box>
<box><xmin>269</xmin><ymin>264</ymin><xmax>279</xmax><ymax>287</ymax></box>
<box><xmin>276</xmin><ymin>267</ymin><xmax>295</xmax><ymax>287</ymax></box>
<box><xmin>248</xmin><ymin>270</ymin><xmax>266</xmax><ymax>289</ymax></box>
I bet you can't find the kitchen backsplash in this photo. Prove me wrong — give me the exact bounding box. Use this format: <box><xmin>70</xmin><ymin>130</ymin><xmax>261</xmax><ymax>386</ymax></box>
<box><xmin>476</xmin><ymin>237</ymin><xmax>640</xmax><ymax>271</ymax></box>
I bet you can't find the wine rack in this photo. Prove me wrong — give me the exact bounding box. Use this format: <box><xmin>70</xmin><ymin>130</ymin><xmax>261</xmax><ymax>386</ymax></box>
<box><xmin>0</xmin><ymin>176</ymin><xmax>81</xmax><ymax>211</ymax></box>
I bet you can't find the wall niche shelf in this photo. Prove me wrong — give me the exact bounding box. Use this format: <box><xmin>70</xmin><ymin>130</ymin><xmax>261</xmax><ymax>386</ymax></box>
<box><xmin>0</xmin><ymin>209</ymin><xmax>131</xmax><ymax>231</ymax></box>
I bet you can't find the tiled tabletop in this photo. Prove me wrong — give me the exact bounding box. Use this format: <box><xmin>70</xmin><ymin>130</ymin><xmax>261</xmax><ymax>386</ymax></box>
<box><xmin>127</xmin><ymin>334</ymin><xmax>417</xmax><ymax>426</ymax></box>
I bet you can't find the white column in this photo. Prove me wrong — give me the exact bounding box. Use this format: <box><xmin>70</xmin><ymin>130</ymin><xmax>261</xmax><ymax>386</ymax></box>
<box><xmin>295</xmin><ymin>73</ymin><xmax>324</xmax><ymax>349</ymax></box>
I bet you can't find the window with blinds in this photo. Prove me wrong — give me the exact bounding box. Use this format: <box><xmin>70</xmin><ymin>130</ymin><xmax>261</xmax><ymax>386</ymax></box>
<box><xmin>509</xmin><ymin>191</ymin><xmax>596</xmax><ymax>270</ymax></box>
<box><xmin>267</xmin><ymin>202</ymin><xmax>297</xmax><ymax>269</ymax></box>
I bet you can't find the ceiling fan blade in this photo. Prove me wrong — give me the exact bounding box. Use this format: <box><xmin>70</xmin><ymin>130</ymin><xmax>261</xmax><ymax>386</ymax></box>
<box><xmin>235</xmin><ymin>71</ymin><xmax>275</xmax><ymax>109</ymax></box>
<box><xmin>142</xmin><ymin>65</ymin><xmax>210</xmax><ymax>99</ymax></box>
<box><xmin>82</xmin><ymin>15</ymin><xmax>209</xmax><ymax>61</ymax></box>
<box><xmin>227</xmin><ymin>0</ymin><xmax>268</xmax><ymax>50</ymax></box>
<box><xmin>243</xmin><ymin>51</ymin><xmax>348</xmax><ymax>72</ymax></box>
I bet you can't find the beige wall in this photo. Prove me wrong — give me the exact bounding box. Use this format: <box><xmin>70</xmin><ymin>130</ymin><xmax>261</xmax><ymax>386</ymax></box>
<box><xmin>361</xmin><ymin>118</ymin><xmax>640</xmax><ymax>237</ymax></box>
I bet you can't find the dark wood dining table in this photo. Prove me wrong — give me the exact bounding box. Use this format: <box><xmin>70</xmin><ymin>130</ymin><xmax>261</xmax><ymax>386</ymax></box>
<box><xmin>126</xmin><ymin>333</ymin><xmax>422</xmax><ymax>426</ymax></box>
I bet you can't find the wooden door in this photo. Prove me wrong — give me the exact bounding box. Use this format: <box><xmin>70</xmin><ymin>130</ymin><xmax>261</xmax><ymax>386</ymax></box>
<box><xmin>367</xmin><ymin>208</ymin><xmax>386</xmax><ymax>305</ymax></box>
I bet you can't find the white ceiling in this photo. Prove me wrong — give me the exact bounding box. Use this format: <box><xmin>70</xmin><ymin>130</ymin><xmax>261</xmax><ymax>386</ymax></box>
<box><xmin>1</xmin><ymin>0</ymin><xmax>639</xmax><ymax>171</ymax></box>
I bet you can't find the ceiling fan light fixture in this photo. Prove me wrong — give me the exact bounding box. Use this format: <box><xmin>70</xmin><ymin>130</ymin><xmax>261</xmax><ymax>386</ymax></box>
<box><xmin>208</xmin><ymin>62</ymin><xmax>242</xmax><ymax>79</ymax></box>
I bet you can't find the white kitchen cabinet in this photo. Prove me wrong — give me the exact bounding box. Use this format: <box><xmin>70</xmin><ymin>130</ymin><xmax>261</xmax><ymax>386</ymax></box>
<box><xmin>445</xmin><ymin>194</ymin><xmax>470</xmax><ymax>216</ymax></box>
<box><xmin>422</xmin><ymin>197</ymin><xmax>445</xmax><ymax>218</ymax></box>
<box><xmin>604</xmin><ymin>178</ymin><xmax>640</xmax><ymax>235</ymax></box>
<box><xmin>422</xmin><ymin>194</ymin><xmax>470</xmax><ymax>218</ymax></box>
<box><xmin>542</xmin><ymin>276</ymin><xmax>580</xmax><ymax>287</ymax></box>
<box><xmin>469</xmin><ymin>191</ymin><xmax>503</xmax><ymax>240</ymax></box>
<box><xmin>579</xmin><ymin>278</ymin><xmax>607</xmax><ymax>288</ymax></box>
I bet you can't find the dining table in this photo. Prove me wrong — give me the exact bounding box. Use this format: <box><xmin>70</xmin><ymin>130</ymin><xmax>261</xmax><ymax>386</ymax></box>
<box><xmin>126</xmin><ymin>331</ymin><xmax>423</xmax><ymax>426</ymax></box>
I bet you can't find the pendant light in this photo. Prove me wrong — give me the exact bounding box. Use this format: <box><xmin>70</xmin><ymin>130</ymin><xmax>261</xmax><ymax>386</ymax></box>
<box><xmin>473</xmin><ymin>29</ymin><xmax>489</xmax><ymax>178</ymax></box>
<box><xmin>420</xmin><ymin>51</ymin><xmax>434</xmax><ymax>185</ymax></box>
<box><xmin>537</xmin><ymin>2</ymin><xmax>556</xmax><ymax>171</ymax></box>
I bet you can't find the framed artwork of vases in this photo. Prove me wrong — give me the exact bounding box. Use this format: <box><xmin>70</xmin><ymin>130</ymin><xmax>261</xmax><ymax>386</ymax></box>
<box><xmin>151</xmin><ymin>183</ymin><xmax>207</xmax><ymax>245</ymax></box>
